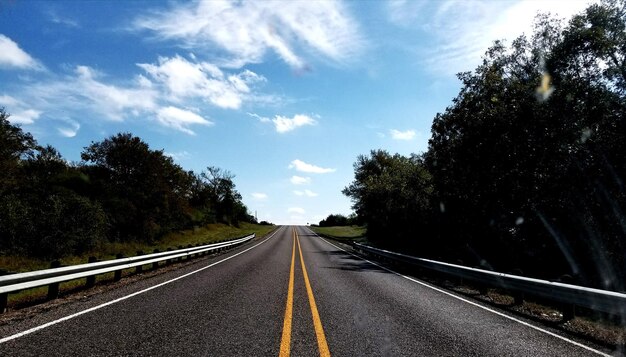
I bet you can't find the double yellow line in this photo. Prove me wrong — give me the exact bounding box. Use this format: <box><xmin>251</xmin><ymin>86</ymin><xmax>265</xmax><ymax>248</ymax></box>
<box><xmin>279</xmin><ymin>228</ymin><xmax>330</xmax><ymax>357</ymax></box>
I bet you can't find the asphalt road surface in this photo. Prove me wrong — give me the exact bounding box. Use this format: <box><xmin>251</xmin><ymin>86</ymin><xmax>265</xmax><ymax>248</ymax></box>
<box><xmin>0</xmin><ymin>226</ymin><xmax>616</xmax><ymax>356</ymax></box>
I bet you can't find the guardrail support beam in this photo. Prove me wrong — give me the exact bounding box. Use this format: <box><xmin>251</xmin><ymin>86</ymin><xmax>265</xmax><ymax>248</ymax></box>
<box><xmin>114</xmin><ymin>253</ymin><xmax>124</xmax><ymax>281</ymax></box>
<box><xmin>47</xmin><ymin>261</ymin><xmax>61</xmax><ymax>300</ymax></box>
<box><xmin>152</xmin><ymin>249</ymin><xmax>160</xmax><ymax>270</ymax></box>
<box><xmin>135</xmin><ymin>251</ymin><xmax>144</xmax><ymax>274</ymax></box>
<box><xmin>85</xmin><ymin>256</ymin><xmax>97</xmax><ymax>288</ymax></box>
<box><xmin>0</xmin><ymin>293</ymin><xmax>7</xmax><ymax>313</ymax></box>
<box><xmin>166</xmin><ymin>248</ymin><xmax>172</xmax><ymax>264</ymax></box>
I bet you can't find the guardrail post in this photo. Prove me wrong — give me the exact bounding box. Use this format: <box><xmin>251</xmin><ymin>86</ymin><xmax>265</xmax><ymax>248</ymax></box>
<box><xmin>178</xmin><ymin>246</ymin><xmax>183</xmax><ymax>261</ymax></box>
<box><xmin>511</xmin><ymin>269</ymin><xmax>524</xmax><ymax>305</ymax></box>
<box><xmin>456</xmin><ymin>260</ymin><xmax>465</xmax><ymax>286</ymax></box>
<box><xmin>47</xmin><ymin>260</ymin><xmax>61</xmax><ymax>300</ymax></box>
<box><xmin>559</xmin><ymin>274</ymin><xmax>576</xmax><ymax>321</ymax></box>
<box><xmin>152</xmin><ymin>249</ymin><xmax>159</xmax><ymax>270</ymax></box>
<box><xmin>166</xmin><ymin>248</ymin><xmax>173</xmax><ymax>264</ymax></box>
<box><xmin>0</xmin><ymin>293</ymin><xmax>7</xmax><ymax>313</ymax></box>
<box><xmin>472</xmin><ymin>265</ymin><xmax>489</xmax><ymax>296</ymax></box>
<box><xmin>114</xmin><ymin>253</ymin><xmax>124</xmax><ymax>281</ymax></box>
<box><xmin>135</xmin><ymin>251</ymin><xmax>144</xmax><ymax>273</ymax></box>
<box><xmin>85</xmin><ymin>256</ymin><xmax>97</xmax><ymax>288</ymax></box>
<box><xmin>187</xmin><ymin>245</ymin><xmax>193</xmax><ymax>259</ymax></box>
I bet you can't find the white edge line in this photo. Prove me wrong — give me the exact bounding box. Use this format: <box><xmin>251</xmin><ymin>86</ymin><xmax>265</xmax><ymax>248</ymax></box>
<box><xmin>0</xmin><ymin>227</ymin><xmax>284</xmax><ymax>344</ymax></box>
<box><xmin>307</xmin><ymin>229</ymin><xmax>611</xmax><ymax>357</ymax></box>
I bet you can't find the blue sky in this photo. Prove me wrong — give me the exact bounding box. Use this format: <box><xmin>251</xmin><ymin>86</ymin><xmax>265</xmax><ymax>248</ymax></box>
<box><xmin>0</xmin><ymin>0</ymin><xmax>594</xmax><ymax>225</ymax></box>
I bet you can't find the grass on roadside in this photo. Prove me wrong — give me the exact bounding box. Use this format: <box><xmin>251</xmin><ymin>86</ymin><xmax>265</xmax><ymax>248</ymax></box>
<box><xmin>1</xmin><ymin>223</ymin><xmax>276</xmax><ymax>311</ymax></box>
<box><xmin>309</xmin><ymin>225</ymin><xmax>366</xmax><ymax>242</ymax></box>
<box><xmin>0</xmin><ymin>223</ymin><xmax>275</xmax><ymax>273</ymax></box>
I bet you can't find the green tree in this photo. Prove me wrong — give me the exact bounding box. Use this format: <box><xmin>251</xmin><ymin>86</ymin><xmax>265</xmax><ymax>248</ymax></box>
<box><xmin>81</xmin><ymin>133</ymin><xmax>192</xmax><ymax>241</ymax></box>
<box><xmin>200</xmin><ymin>166</ymin><xmax>250</xmax><ymax>225</ymax></box>
<box><xmin>319</xmin><ymin>214</ymin><xmax>350</xmax><ymax>227</ymax></box>
<box><xmin>424</xmin><ymin>0</ymin><xmax>626</xmax><ymax>285</ymax></box>
<box><xmin>0</xmin><ymin>108</ymin><xmax>36</xmax><ymax>195</ymax></box>
<box><xmin>343</xmin><ymin>150</ymin><xmax>433</xmax><ymax>251</ymax></box>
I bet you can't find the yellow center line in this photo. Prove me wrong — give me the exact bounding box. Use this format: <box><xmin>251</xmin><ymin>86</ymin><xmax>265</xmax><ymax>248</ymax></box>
<box><xmin>296</xmin><ymin>230</ymin><xmax>331</xmax><ymax>357</ymax></box>
<box><xmin>279</xmin><ymin>229</ymin><xmax>296</xmax><ymax>357</ymax></box>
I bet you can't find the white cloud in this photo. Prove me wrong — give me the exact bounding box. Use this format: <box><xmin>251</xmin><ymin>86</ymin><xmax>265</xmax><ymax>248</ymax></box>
<box><xmin>0</xmin><ymin>34</ymin><xmax>43</xmax><ymax>70</ymax></box>
<box><xmin>387</xmin><ymin>0</ymin><xmax>428</xmax><ymax>27</ymax></box>
<box><xmin>388</xmin><ymin>0</ymin><xmax>594</xmax><ymax>75</ymax></box>
<box><xmin>390</xmin><ymin>129</ymin><xmax>416</xmax><ymax>141</ymax></box>
<box><xmin>0</xmin><ymin>94</ymin><xmax>42</xmax><ymax>125</ymax></box>
<box><xmin>251</xmin><ymin>192</ymin><xmax>268</xmax><ymax>200</ymax></box>
<box><xmin>5</xmin><ymin>61</ymin><xmax>226</xmax><ymax>134</ymax></box>
<box><xmin>249</xmin><ymin>112</ymin><xmax>317</xmax><ymax>133</ymax></box>
<box><xmin>272</xmin><ymin>114</ymin><xmax>316</xmax><ymax>133</ymax></box>
<box><xmin>0</xmin><ymin>94</ymin><xmax>19</xmax><ymax>107</ymax></box>
<box><xmin>2</xmin><ymin>97</ymin><xmax>80</xmax><ymax>135</ymax></box>
<box><xmin>165</xmin><ymin>150</ymin><xmax>191</xmax><ymax>161</ymax></box>
<box><xmin>289</xmin><ymin>159</ymin><xmax>335</xmax><ymax>174</ymax></box>
<box><xmin>248</xmin><ymin>112</ymin><xmax>272</xmax><ymax>123</ymax></box>
<box><xmin>20</xmin><ymin>65</ymin><xmax>158</xmax><ymax>124</ymax></box>
<box><xmin>72</xmin><ymin>65</ymin><xmax>158</xmax><ymax>120</ymax></box>
<box><xmin>57</xmin><ymin>120</ymin><xmax>80</xmax><ymax>138</ymax></box>
<box><xmin>138</xmin><ymin>55</ymin><xmax>264</xmax><ymax>109</ymax></box>
<box><xmin>290</xmin><ymin>175</ymin><xmax>311</xmax><ymax>185</ymax></box>
<box><xmin>156</xmin><ymin>106</ymin><xmax>212</xmax><ymax>135</ymax></box>
<box><xmin>288</xmin><ymin>207</ymin><xmax>306</xmax><ymax>214</ymax></box>
<box><xmin>133</xmin><ymin>1</ymin><xmax>363</xmax><ymax>69</ymax></box>
<box><xmin>48</xmin><ymin>10</ymin><xmax>79</xmax><ymax>28</ymax></box>
<box><xmin>10</xmin><ymin>109</ymin><xmax>42</xmax><ymax>125</ymax></box>
<box><xmin>294</xmin><ymin>189</ymin><xmax>318</xmax><ymax>197</ymax></box>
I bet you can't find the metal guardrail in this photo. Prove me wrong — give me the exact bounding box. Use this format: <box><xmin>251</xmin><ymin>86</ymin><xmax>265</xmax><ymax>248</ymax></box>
<box><xmin>0</xmin><ymin>234</ymin><xmax>255</xmax><ymax>312</ymax></box>
<box><xmin>353</xmin><ymin>242</ymin><xmax>626</xmax><ymax>318</ymax></box>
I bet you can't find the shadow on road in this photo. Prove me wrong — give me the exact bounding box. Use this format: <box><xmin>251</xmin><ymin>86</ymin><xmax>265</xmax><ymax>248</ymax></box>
<box><xmin>312</xmin><ymin>249</ymin><xmax>390</xmax><ymax>274</ymax></box>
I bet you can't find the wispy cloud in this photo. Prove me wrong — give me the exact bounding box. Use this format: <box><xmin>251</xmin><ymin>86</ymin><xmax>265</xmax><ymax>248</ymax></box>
<box><xmin>165</xmin><ymin>150</ymin><xmax>191</xmax><ymax>162</ymax></box>
<box><xmin>57</xmin><ymin>120</ymin><xmax>80</xmax><ymax>138</ymax></box>
<box><xmin>390</xmin><ymin>129</ymin><xmax>416</xmax><ymax>141</ymax></box>
<box><xmin>10</xmin><ymin>109</ymin><xmax>42</xmax><ymax>125</ymax></box>
<box><xmin>48</xmin><ymin>10</ymin><xmax>79</xmax><ymax>28</ymax></box>
<box><xmin>133</xmin><ymin>1</ymin><xmax>363</xmax><ymax>70</ymax></box>
<box><xmin>290</xmin><ymin>175</ymin><xmax>311</xmax><ymax>185</ymax></box>
<box><xmin>288</xmin><ymin>207</ymin><xmax>306</xmax><ymax>214</ymax></box>
<box><xmin>0</xmin><ymin>34</ymin><xmax>43</xmax><ymax>70</ymax></box>
<box><xmin>0</xmin><ymin>95</ymin><xmax>19</xmax><ymax>107</ymax></box>
<box><xmin>0</xmin><ymin>95</ymin><xmax>42</xmax><ymax>125</ymax></box>
<box><xmin>387</xmin><ymin>0</ymin><xmax>593</xmax><ymax>75</ymax></box>
<box><xmin>156</xmin><ymin>106</ymin><xmax>212</xmax><ymax>135</ymax></box>
<box><xmin>138</xmin><ymin>55</ymin><xmax>265</xmax><ymax>109</ymax></box>
<box><xmin>5</xmin><ymin>68</ymin><xmax>156</xmax><ymax>135</ymax></box>
<box><xmin>289</xmin><ymin>159</ymin><xmax>335</xmax><ymax>174</ymax></box>
<box><xmin>8</xmin><ymin>63</ymin><xmax>216</xmax><ymax>135</ymax></box>
<box><xmin>64</xmin><ymin>65</ymin><xmax>157</xmax><ymax>121</ymax></box>
<box><xmin>387</xmin><ymin>0</ymin><xmax>428</xmax><ymax>27</ymax></box>
<box><xmin>251</xmin><ymin>192</ymin><xmax>268</xmax><ymax>200</ymax></box>
<box><xmin>248</xmin><ymin>112</ymin><xmax>271</xmax><ymax>123</ymax></box>
<box><xmin>294</xmin><ymin>189</ymin><xmax>318</xmax><ymax>197</ymax></box>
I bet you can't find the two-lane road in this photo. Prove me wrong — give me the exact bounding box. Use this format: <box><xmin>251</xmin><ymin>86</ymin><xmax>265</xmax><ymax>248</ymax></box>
<box><xmin>0</xmin><ymin>226</ymin><xmax>613</xmax><ymax>356</ymax></box>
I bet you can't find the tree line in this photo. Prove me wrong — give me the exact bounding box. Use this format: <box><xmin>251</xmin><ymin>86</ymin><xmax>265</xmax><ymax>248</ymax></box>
<box><xmin>343</xmin><ymin>0</ymin><xmax>626</xmax><ymax>290</ymax></box>
<box><xmin>0</xmin><ymin>116</ymin><xmax>256</xmax><ymax>259</ymax></box>
<box><xmin>316</xmin><ymin>213</ymin><xmax>359</xmax><ymax>227</ymax></box>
